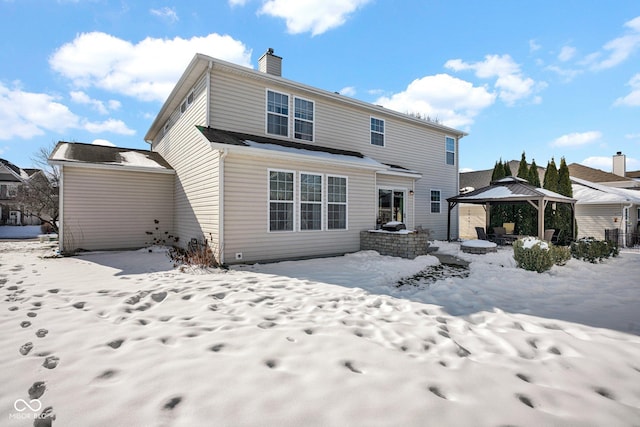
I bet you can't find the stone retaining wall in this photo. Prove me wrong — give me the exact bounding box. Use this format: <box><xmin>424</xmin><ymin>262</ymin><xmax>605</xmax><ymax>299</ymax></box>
<box><xmin>360</xmin><ymin>230</ymin><xmax>430</xmax><ymax>259</ymax></box>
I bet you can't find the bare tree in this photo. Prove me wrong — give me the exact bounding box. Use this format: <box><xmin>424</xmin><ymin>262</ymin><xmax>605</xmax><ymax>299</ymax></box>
<box><xmin>14</xmin><ymin>142</ymin><xmax>59</xmax><ymax>233</ymax></box>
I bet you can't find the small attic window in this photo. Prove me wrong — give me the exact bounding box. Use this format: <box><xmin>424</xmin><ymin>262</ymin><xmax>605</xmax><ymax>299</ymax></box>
<box><xmin>180</xmin><ymin>100</ymin><xmax>187</xmax><ymax>114</ymax></box>
<box><xmin>187</xmin><ymin>91</ymin><xmax>194</xmax><ymax>105</ymax></box>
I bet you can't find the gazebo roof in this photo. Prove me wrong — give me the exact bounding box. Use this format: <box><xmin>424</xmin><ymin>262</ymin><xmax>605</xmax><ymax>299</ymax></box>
<box><xmin>448</xmin><ymin>176</ymin><xmax>576</xmax><ymax>204</ymax></box>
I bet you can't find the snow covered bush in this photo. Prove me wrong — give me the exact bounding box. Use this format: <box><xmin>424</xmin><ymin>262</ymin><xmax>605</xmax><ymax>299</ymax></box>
<box><xmin>550</xmin><ymin>244</ymin><xmax>571</xmax><ymax>266</ymax></box>
<box><xmin>571</xmin><ymin>237</ymin><xmax>618</xmax><ymax>263</ymax></box>
<box><xmin>513</xmin><ymin>237</ymin><xmax>555</xmax><ymax>273</ymax></box>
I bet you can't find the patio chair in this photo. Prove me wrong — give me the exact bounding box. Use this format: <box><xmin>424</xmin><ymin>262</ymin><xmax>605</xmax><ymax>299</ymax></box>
<box><xmin>492</xmin><ymin>226</ymin><xmax>507</xmax><ymax>245</ymax></box>
<box><xmin>475</xmin><ymin>227</ymin><xmax>489</xmax><ymax>240</ymax></box>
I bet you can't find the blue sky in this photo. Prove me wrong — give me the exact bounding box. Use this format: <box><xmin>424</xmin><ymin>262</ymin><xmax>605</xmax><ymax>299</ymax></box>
<box><xmin>1</xmin><ymin>0</ymin><xmax>639</xmax><ymax>173</ymax></box>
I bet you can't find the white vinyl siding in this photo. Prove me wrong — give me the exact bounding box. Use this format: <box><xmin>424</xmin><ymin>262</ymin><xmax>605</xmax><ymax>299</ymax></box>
<box><xmin>206</xmin><ymin>66</ymin><xmax>460</xmax><ymax>239</ymax></box>
<box><xmin>223</xmin><ymin>154</ymin><xmax>373</xmax><ymax>263</ymax></box>
<box><xmin>60</xmin><ymin>166</ymin><xmax>174</xmax><ymax>252</ymax></box>
<box><xmin>152</xmin><ymin>74</ymin><xmax>220</xmax><ymax>247</ymax></box>
<box><xmin>575</xmin><ymin>204</ymin><xmax>625</xmax><ymax>241</ymax></box>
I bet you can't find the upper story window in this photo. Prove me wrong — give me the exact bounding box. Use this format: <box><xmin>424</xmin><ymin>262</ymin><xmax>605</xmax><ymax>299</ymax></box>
<box><xmin>371</xmin><ymin>117</ymin><xmax>385</xmax><ymax>146</ymax></box>
<box><xmin>267</xmin><ymin>90</ymin><xmax>289</xmax><ymax>137</ymax></box>
<box><xmin>294</xmin><ymin>97</ymin><xmax>314</xmax><ymax>141</ymax></box>
<box><xmin>446</xmin><ymin>136</ymin><xmax>455</xmax><ymax>165</ymax></box>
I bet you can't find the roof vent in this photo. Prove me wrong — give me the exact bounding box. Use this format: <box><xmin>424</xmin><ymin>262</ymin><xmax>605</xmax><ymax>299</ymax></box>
<box><xmin>258</xmin><ymin>48</ymin><xmax>282</xmax><ymax>77</ymax></box>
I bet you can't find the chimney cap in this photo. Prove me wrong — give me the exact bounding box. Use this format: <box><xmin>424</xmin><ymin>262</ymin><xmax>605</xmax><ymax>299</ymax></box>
<box><xmin>616</xmin><ymin>151</ymin><xmax>623</xmax><ymax>155</ymax></box>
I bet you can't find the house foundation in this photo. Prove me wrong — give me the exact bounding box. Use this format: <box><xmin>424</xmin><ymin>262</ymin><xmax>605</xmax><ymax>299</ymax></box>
<box><xmin>360</xmin><ymin>230</ymin><xmax>430</xmax><ymax>259</ymax></box>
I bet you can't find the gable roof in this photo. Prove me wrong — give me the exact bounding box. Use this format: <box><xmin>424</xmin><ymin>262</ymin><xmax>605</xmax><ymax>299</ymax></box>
<box><xmin>449</xmin><ymin>176</ymin><xmax>576</xmax><ymax>204</ymax></box>
<box><xmin>49</xmin><ymin>142</ymin><xmax>174</xmax><ymax>173</ymax></box>
<box><xmin>145</xmin><ymin>53</ymin><xmax>467</xmax><ymax>143</ymax></box>
<box><xmin>459</xmin><ymin>160</ymin><xmax>545</xmax><ymax>191</ymax></box>
<box><xmin>567</xmin><ymin>163</ymin><xmax>637</xmax><ymax>185</ymax></box>
<box><xmin>0</xmin><ymin>158</ymin><xmax>34</xmax><ymax>182</ymax></box>
<box><xmin>571</xmin><ymin>176</ymin><xmax>640</xmax><ymax>205</ymax></box>
<box><xmin>626</xmin><ymin>170</ymin><xmax>640</xmax><ymax>179</ymax></box>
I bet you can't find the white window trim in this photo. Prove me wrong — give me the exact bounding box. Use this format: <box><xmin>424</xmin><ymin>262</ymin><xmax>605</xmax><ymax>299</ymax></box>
<box><xmin>293</xmin><ymin>96</ymin><xmax>315</xmax><ymax>142</ymax></box>
<box><xmin>267</xmin><ymin>168</ymin><xmax>296</xmax><ymax>233</ymax></box>
<box><xmin>265</xmin><ymin>88</ymin><xmax>290</xmax><ymax>138</ymax></box>
<box><xmin>430</xmin><ymin>189</ymin><xmax>442</xmax><ymax>214</ymax></box>
<box><xmin>445</xmin><ymin>136</ymin><xmax>456</xmax><ymax>166</ymax></box>
<box><xmin>299</xmin><ymin>171</ymin><xmax>323</xmax><ymax>232</ymax></box>
<box><xmin>327</xmin><ymin>175</ymin><xmax>348</xmax><ymax>231</ymax></box>
<box><xmin>370</xmin><ymin>116</ymin><xmax>385</xmax><ymax>147</ymax></box>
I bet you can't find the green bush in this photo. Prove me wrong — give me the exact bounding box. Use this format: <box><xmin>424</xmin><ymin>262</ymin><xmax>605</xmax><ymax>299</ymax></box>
<box><xmin>513</xmin><ymin>238</ymin><xmax>555</xmax><ymax>273</ymax></box>
<box><xmin>550</xmin><ymin>245</ymin><xmax>571</xmax><ymax>266</ymax></box>
<box><xmin>570</xmin><ymin>237</ymin><xmax>619</xmax><ymax>263</ymax></box>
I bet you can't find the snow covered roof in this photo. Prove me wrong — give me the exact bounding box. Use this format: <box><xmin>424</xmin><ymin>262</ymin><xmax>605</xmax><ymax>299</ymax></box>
<box><xmin>449</xmin><ymin>176</ymin><xmax>576</xmax><ymax>204</ymax></box>
<box><xmin>571</xmin><ymin>176</ymin><xmax>640</xmax><ymax>205</ymax></box>
<box><xmin>49</xmin><ymin>142</ymin><xmax>174</xmax><ymax>173</ymax></box>
<box><xmin>197</xmin><ymin>126</ymin><xmax>388</xmax><ymax>171</ymax></box>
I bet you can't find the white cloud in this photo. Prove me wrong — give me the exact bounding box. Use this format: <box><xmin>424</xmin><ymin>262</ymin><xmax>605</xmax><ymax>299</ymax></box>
<box><xmin>587</xmin><ymin>15</ymin><xmax>640</xmax><ymax>70</ymax></box>
<box><xmin>50</xmin><ymin>32</ymin><xmax>252</xmax><ymax>102</ymax></box>
<box><xmin>550</xmin><ymin>131</ymin><xmax>602</xmax><ymax>148</ymax></box>
<box><xmin>558</xmin><ymin>45</ymin><xmax>576</xmax><ymax>62</ymax></box>
<box><xmin>339</xmin><ymin>86</ymin><xmax>356</xmax><ymax>97</ymax></box>
<box><xmin>445</xmin><ymin>54</ymin><xmax>542</xmax><ymax>106</ymax></box>
<box><xmin>614</xmin><ymin>73</ymin><xmax>640</xmax><ymax>107</ymax></box>
<box><xmin>529</xmin><ymin>39</ymin><xmax>541</xmax><ymax>52</ymax></box>
<box><xmin>258</xmin><ymin>0</ymin><xmax>372</xmax><ymax>36</ymax></box>
<box><xmin>581</xmin><ymin>156</ymin><xmax>613</xmax><ymax>170</ymax></box>
<box><xmin>0</xmin><ymin>82</ymin><xmax>135</xmax><ymax>140</ymax></box>
<box><xmin>228</xmin><ymin>0</ymin><xmax>249</xmax><ymax>5</ymax></box>
<box><xmin>374</xmin><ymin>74</ymin><xmax>496</xmax><ymax>128</ymax></box>
<box><xmin>92</xmin><ymin>139</ymin><xmax>115</xmax><ymax>147</ymax></box>
<box><xmin>625</xmin><ymin>132</ymin><xmax>640</xmax><ymax>139</ymax></box>
<box><xmin>150</xmin><ymin>7</ymin><xmax>179</xmax><ymax>23</ymax></box>
<box><xmin>70</xmin><ymin>90</ymin><xmax>120</xmax><ymax>114</ymax></box>
<box><xmin>545</xmin><ymin>65</ymin><xmax>582</xmax><ymax>82</ymax></box>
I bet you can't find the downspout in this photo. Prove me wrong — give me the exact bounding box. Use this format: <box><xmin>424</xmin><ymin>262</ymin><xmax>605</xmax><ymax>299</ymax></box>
<box><xmin>219</xmin><ymin>148</ymin><xmax>228</xmax><ymax>264</ymax></box>
<box><xmin>58</xmin><ymin>167</ymin><xmax>64</xmax><ymax>254</ymax></box>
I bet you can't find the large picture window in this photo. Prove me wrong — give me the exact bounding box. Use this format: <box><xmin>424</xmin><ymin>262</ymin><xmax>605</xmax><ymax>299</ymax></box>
<box><xmin>269</xmin><ymin>170</ymin><xmax>294</xmax><ymax>231</ymax></box>
<box><xmin>294</xmin><ymin>97</ymin><xmax>314</xmax><ymax>141</ymax></box>
<box><xmin>267</xmin><ymin>90</ymin><xmax>289</xmax><ymax>137</ymax></box>
<box><xmin>446</xmin><ymin>136</ymin><xmax>455</xmax><ymax>165</ymax></box>
<box><xmin>371</xmin><ymin>117</ymin><xmax>385</xmax><ymax>146</ymax></box>
<box><xmin>300</xmin><ymin>173</ymin><xmax>322</xmax><ymax>231</ymax></box>
<box><xmin>328</xmin><ymin>176</ymin><xmax>347</xmax><ymax>230</ymax></box>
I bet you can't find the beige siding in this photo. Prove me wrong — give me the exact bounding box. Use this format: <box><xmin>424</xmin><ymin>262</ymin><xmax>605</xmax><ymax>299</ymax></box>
<box><xmin>61</xmin><ymin>166</ymin><xmax>173</xmax><ymax>252</ymax></box>
<box><xmin>223</xmin><ymin>153</ymin><xmax>376</xmax><ymax>263</ymax></box>
<box><xmin>575</xmin><ymin>204</ymin><xmax>624</xmax><ymax>240</ymax></box>
<box><xmin>459</xmin><ymin>203</ymin><xmax>486</xmax><ymax>239</ymax></box>
<box><xmin>153</xmin><ymin>74</ymin><xmax>221</xmax><ymax>247</ymax></box>
<box><xmin>208</xmin><ymin>67</ymin><xmax>460</xmax><ymax>240</ymax></box>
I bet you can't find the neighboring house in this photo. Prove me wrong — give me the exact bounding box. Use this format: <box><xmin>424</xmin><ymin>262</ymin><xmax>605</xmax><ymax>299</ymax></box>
<box><xmin>51</xmin><ymin>50</ymin><xmax>466</xmax><ymax>262</ymax></box>
<box><xmin>0</xmin><ymin>158</ymin><xmax>42</xmax><ymax>225</ymax></box>
<box><xmin>458</xmin><ymin>155</ymin><xmax>640</xmax><ymax>244</ymax></box>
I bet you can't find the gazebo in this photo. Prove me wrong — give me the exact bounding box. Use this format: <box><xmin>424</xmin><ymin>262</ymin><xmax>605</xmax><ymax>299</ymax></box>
<box><xmin>447</xmin><ymin>176</ymin><xmax>576</xmax><ymax>241</ymax></box>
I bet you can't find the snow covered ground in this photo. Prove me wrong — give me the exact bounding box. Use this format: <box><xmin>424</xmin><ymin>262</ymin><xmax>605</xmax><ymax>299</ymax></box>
<box><xmin>1</xmin><ymin>241</ymin><xmax>639</xmax><ymax>426</ymax></box>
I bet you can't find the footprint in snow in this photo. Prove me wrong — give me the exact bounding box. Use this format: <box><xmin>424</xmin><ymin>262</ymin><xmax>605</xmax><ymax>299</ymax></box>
<box><xmin>33</xmin><ymin>406</ymin><xmax>55</xmax><ymax>427</ymax></box>
<box><xmin>42</xmin><ymin>356</ymin><xmax>59</xmax><ymax>369</ymax></box>
<box><xmin>163</xmin><ymin>396</ymin><xmax>182</xmax><ymax>411</ymax></box>
<box><xmin>20</xmin><ymin>321</ymin><xmax>31</xmax><ymax>328</ymax></box>
<box><xmin>107</xmin><ymin>339</ymin><xmax>124</xmax><ymax>349</ymax></box>
<box><xmin>28</xmin><ymin>381</ymin><xmax>46</xmax><ymax>399</ymax></box>
<box><xmin>35</xmin><ymin>329</ymin><xmax>48</xmax><ymax>338</ymax></box>
<box><xmin>343</xmin><ymin>361</ymin><xmax>362</xmax><ymax>374</ymax></box>
<box><xmin>19</xmin><ymin>342</ymin><xmax>33</xmax><ymax>355</ymax></box>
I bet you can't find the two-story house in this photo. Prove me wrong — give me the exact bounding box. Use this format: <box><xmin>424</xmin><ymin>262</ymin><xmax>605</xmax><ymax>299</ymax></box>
<box><xmin>0</xmin><ymin>158</ymin><xmax>42</xmax><ymax>225</ymax></box>
<box><xmin>50</xmin><ymin>50</ymin><xmax>466</xmax><ymax>262</ymax></box>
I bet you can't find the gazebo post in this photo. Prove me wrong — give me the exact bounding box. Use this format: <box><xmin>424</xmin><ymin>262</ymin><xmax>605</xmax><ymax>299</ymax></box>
<box><xmin>485</xmin><ymin>202</ymin><xmax>491</xmax><ymax>234</ymax></box>
<box><xmin>537</xmin><ymin>198</ymin><xmax>545</xmax><ymax>240</ymax></box>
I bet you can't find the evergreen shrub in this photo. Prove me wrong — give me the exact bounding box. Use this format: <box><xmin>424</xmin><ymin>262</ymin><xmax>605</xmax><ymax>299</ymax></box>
<box><xmin>513</xmin><ymin>237</ymin><xmax>555</xmax><ymax>273</ymax></box>
<box><xmin>570</xmin><ymin>237</ymin><xmax>618</xmax><ymax>263</ymax></box>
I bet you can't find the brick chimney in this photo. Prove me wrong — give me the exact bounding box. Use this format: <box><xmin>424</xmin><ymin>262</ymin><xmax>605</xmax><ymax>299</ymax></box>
<box><xmin>258</xmin><ymin>48</ymin><xmax>282</xmax><ymax>77</ymax></box>
<box><xmin>612</xmin><ymin>151</ymin><xmax>626</xmax><ymax>177</ymax></box>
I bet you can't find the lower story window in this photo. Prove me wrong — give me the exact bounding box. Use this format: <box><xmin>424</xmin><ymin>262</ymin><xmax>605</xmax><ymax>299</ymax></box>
<box><xmin>328</xmin><ymin>176</ymin><xmax>347</xmax><ymax>229</ymax></box>
<box><xmin>430</xmin><ymin>190</ymin><xmax>441</xmax><ymax>214</ymax></box>
<box><xmin>269</xmin><ymin>171</ymin><xmax>294</xmax><ymax>231</ymax></box>
<box><xmin>300</xmin><ymin>173</ymin><xmax>322</xmax><ymax>231</ymax></box>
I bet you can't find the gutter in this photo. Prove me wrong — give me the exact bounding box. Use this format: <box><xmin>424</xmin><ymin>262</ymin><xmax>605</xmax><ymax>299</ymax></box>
<box><xmin>219</xmin><ymin>148</ymin><xmax>228</xmax><ymax>265</ymax></box>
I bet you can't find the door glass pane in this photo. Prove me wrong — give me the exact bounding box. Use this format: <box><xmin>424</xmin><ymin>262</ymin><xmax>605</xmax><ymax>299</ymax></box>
<box><xmin>378</xmin><ymin>189</ymin><xmax>392</xmax><ymax>226</ymax></box>
<box><xmin>393</xmin><ymin>191</ymin><xmax>404</xmax><ymax>222</ymax></box>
